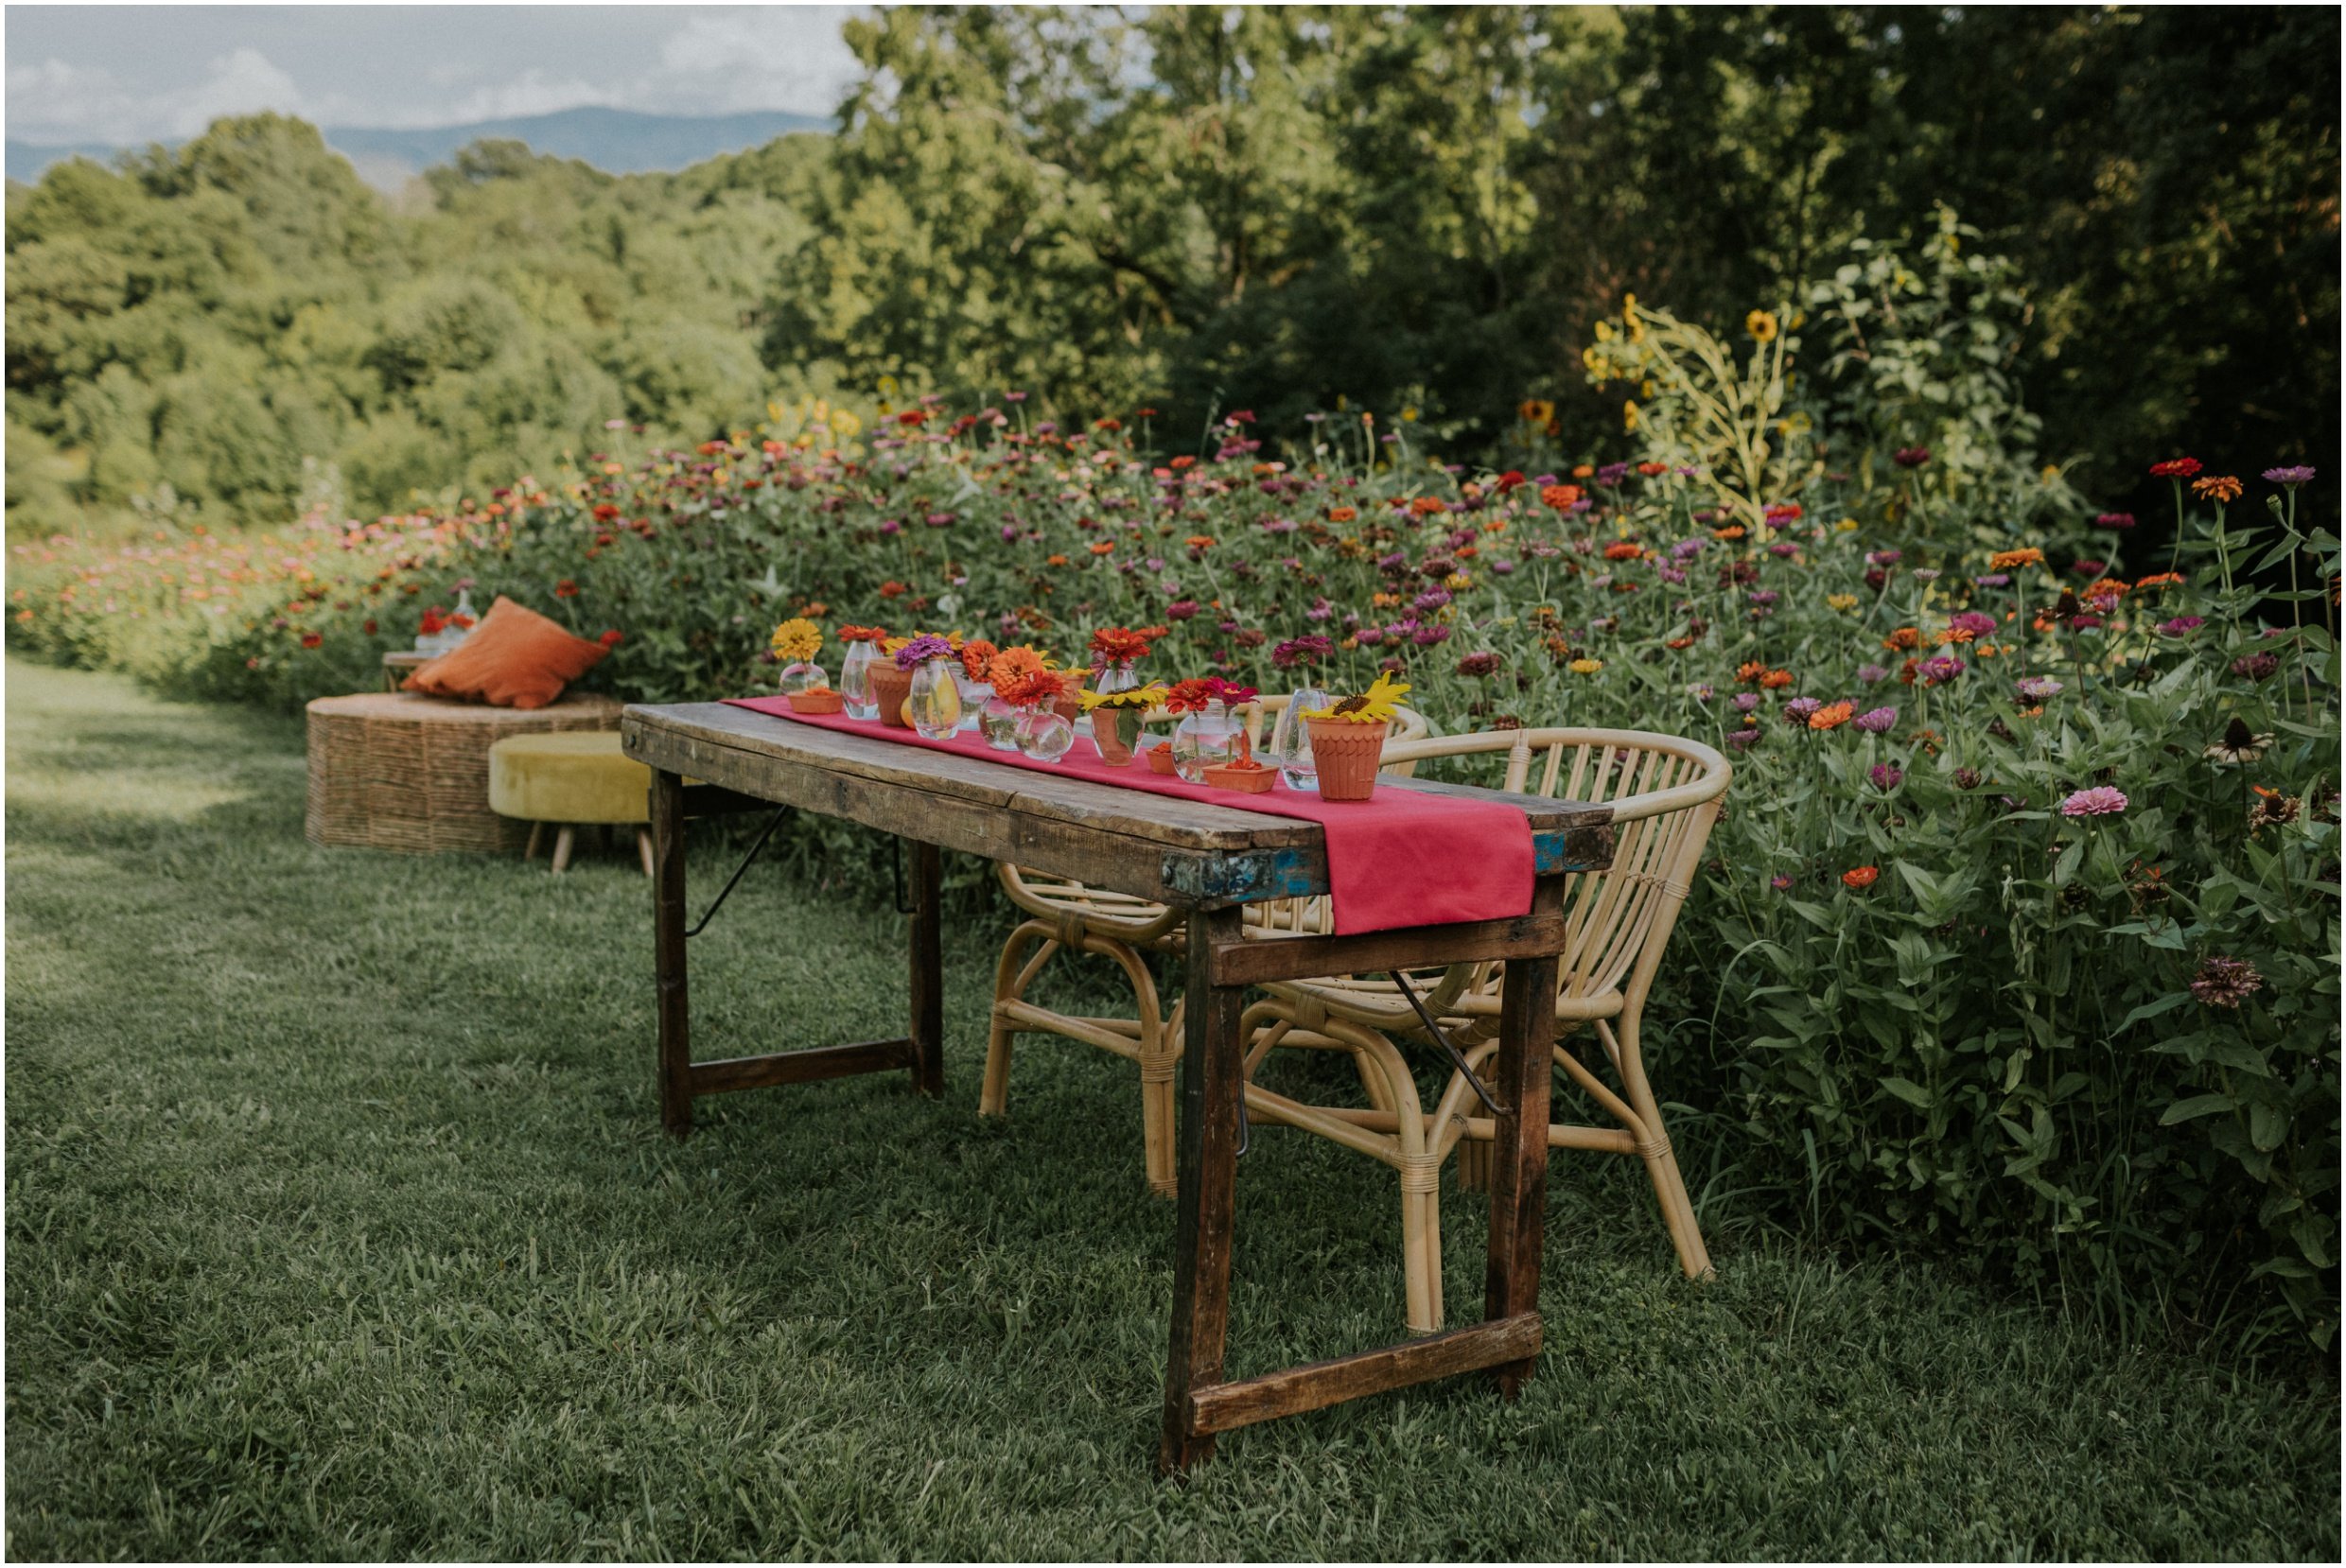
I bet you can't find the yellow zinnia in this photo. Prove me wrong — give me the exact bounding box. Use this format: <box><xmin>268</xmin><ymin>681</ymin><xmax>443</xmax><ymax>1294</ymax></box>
<box><xmin>1568</xmin><ymin>657</ymin><xmax>1603</xmax><ymax>675</ymax></box>
<box><xmin>1746</xmin><ymin>309</ymin><xmax>1779</xmax><ymax>343</ymax></box>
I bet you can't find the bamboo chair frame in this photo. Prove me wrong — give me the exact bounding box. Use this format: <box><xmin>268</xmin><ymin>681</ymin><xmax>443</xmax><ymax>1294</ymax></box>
<box><xmin>1238</xmin><ymin>726</ymin><xmax>1729</xmax><ymax>1333</ymax></box>
<box><xmin>981</xmin><ymin>697</ymin><xmax>1429</xmax><ymax>1194</ymax></box>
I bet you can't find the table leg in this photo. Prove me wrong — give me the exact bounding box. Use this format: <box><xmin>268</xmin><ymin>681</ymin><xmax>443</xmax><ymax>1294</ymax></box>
<box><xmin>1483</xmin><ymin>942</ymin><xmax>1558</xmax><ymax>1398</ymax></box>
<box><xmin>1158</xmin><ymin>906</ymin><xmax>1245</xmax><ymax>1475</ymax></box>
<box><xmin>907</xmin><ymin>839</ymin><xmax>944</xmax><ymax>1098</ymax></box>
<box><xmin>652</xmin><ymin>768</ymin><xmax>693</xmax><ymax>1137</ymax></box>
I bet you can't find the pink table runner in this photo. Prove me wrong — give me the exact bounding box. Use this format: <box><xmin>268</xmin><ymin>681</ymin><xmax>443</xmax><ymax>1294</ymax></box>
<box><xmin>721</xmin><ymin>696</ymin><xmax>1534</xmax><ymax>935</ymax></box>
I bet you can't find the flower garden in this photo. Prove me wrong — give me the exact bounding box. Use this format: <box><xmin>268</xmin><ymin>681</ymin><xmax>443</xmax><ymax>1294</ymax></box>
<box><xmin>11</xmin><ymin>266</ymin><xmax>2341</xmax><ymax>1360</ymax></box>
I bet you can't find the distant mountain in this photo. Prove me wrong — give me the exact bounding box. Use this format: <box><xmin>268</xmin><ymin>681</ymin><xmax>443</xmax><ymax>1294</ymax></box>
<box><xmin>7</xmin><ymin>105</ymin><xmax>830</xmax><ymax>188</ymax></box>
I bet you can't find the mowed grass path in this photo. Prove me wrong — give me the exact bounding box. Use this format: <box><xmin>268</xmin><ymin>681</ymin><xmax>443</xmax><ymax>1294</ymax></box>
<box><xmin>5</xmin><ymin>658</ymin><xmax>2337</xmax><ymax>1560</ymax></box>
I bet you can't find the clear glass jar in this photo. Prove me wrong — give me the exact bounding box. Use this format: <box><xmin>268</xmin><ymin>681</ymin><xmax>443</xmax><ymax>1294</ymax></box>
<box><xmin>906</xmin><ymin>659</ymin><xmax>963</xmax><ymax>739</ymax></box>
<box><xmin>1013</xmin><ymin>706</ymin><xmax>1075</xmax><ymax>762</ymax></box>
<box><xmin>1270</xmin><ymin>686</ymin><xmax>1330</xmax><ymax>792</ymax></box>
<box><xmin>840</xmin><ymin>641</ymin><xmax>880</xmax><ymax>719</ymax></box>
<box><xmin>777</xmin><ymin>659</ymin><xmax>829</xmax><ymax>696</ymax></box>
<box><xmin>979</xmin><ymin>695</ymin><xmax>1022</xmax><ymax>750</ymax></box>
<box><xmin>954</xmin><ymin>667</ymin><xmax>988</xmax><ymax>731</ymax></box>
<box><xmin>1171</xmin><ymin>700</ymin><xmax>1238</xmax><ymax>783</ymax></box>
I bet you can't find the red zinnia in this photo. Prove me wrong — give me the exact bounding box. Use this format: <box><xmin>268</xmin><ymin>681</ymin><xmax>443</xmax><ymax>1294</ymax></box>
<box><xmin>2148</xmin><ymin>457</ymin><xmax>2201</xmax><ymax>479</ymax></box>
<box><xmin>1841</xmin><ymin>866</ymin><xmax>1879</xmax><ymax>891</ymax></box>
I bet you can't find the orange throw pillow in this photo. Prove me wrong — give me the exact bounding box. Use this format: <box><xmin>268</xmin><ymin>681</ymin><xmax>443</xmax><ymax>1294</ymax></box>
<box><xmin>403</xmin><ymin>596</ymin><xmax>609</xmax><ymax>709</ymax></box>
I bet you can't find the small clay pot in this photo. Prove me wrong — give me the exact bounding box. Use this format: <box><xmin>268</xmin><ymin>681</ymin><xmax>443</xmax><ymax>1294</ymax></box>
<box><xmin>786</xmin><ymin>687</ymin><xmax>844</xmax><ymax>715</ymax></box>
<box><xmin>867</xmin><ymin>663</ymin><xmax>914</xmax><ymax>727</ymax></box>
<box><xmin>1203</xmin><ymin>760</ymin><xmax>1276</xmax><ymax>794</ymax></box>
<box><xmin>1145</xmin><ymin>741</ymin><xmax>1178</xmax><ymax>775</ymax></box>
<box><xmin>1306</xmin><ymin>718</ymin><xmax>1386</xmax><ymax>801</ymax></box>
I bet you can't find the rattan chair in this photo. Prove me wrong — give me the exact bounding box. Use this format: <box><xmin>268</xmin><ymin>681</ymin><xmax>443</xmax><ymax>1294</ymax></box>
<box><xmin>1237</xmin><ymin>727</ymin><xmax>1728</xmax><ymax>1332</ymax></box>
<box><xmin>980</xmin><ymin>696</ymin><xmax>1429</xmax><ymax>1195</ymax></box>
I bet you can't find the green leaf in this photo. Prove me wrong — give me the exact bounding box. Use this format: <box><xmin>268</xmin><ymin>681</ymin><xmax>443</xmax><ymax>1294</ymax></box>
<box><xmin>1881</xmin><ymin>1076</ymin><xmax>1935</xmax><ymax>1109</ymax></box>
<box><xmin>2159</xmin><ymin>1093</ymin><xmax>2236</xmax><ymax>1125</ymax></box>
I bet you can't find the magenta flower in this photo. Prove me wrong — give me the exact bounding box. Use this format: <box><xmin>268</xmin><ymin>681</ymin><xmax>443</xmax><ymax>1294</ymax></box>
<box><xmin>1948</xmin><ymin>611</ymin><xmax>1998</xmax><ymax>637</ymax></box>
<box><xmin>1917</xmin><ymin>654</ymin><xmax>1966</xmax><ymax>685</ymax></box>
<box><xmin>1165</xmin><ymin>600</ymin><xmax>1199</xmax><ymax>620</ymax></box>
<box><xmin>1856</xmin><ymin>662</ymin><xmax>1889</xmax><ymax>685</ymax></box>
<box><xmin>892</xmin><ymin>634</ymin><xmax>954</xmax><ymax>669</ymax></box>
<box><xmin>2016</xmin><ymin>675</ymin><xmax>2064</xmax><ymax>700</ymax></box>
<box><xmin>2263</xmin><ymin>466</ymin><xmax>2316</xmax><ymax>486</ymax></box>
<box><xmin>2157</xmin><ymin>616</ymin><xmax>2205</xmax><ymax>638</ymax></box>
<box><xmin>1869</xmin><ymin>762</ymin><xmax>1903</xmax><ymax>792</ymax></box>
<box><xmin>1854</xmin><ymin>706</ymin><xmax>1898</xmax><ymax>733</ymax></box>
<box><xmin>1456</xmin><ymin>651</ymin><xmax>1500</xmax><ymax>677</ymax></box>
<box><xmin>2059</xmin><ymin>786</ymin><xmax>2127</xmax><ymax>817</ymax></box>
<box><xmin>2093</xmin><ymin>512</ymin><xmax>2137</xmax><ymax>531</ymax></box>
<box><xmin>1732</xmin><ymin>692</ymin><xmax>1761</xmax><ymax>713</ymax></box>
<box><xmin>1784</xmin><ymin>697</ymin><xmax>1824</xmax><ymax>724</ymax></box>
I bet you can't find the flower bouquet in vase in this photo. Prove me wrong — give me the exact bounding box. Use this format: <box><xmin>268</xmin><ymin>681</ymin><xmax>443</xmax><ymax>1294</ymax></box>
<box><xmin>997</xmin><ymin>666</ymin><xmax>1076</xmax><ymax>762</ymax></box>
<box><xmin>894</xmin><ymin>635</ymin><xmax>963</xmax><ymax>739</ymax></box>
<box><xmin>981</xmin><ymin>645</ymin><xmax>1057</xmax><ymax>750</ymax></box>
<box><xmin>1304</xmin><ymin>672</ymin><xmax>1410</xmax><ymax>801</ymax></box>
<box><xmin>836</xmin><ymin>624</ymin><xmax>890</xmax><ymax>719</ymax></box>
<box><xmin>869</xmin><ymin>634</ymin><xmax>931</xmax><ymax>728</ymax></box>
<box><xmin>771</xmin><ymin>617</ymin><xmax>829</xmax><ymax>699</ymax></box>
<box><xmin>1077</xmin><ymin>681</ymin><xmax>1168</xmax><ymax>765</ymax></box>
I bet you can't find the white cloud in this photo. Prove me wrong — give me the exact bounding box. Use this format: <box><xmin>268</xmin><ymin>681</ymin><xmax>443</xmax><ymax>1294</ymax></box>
<box><xmin>9</xmin><ymin>47</ymin><xmax>310</xmax><ymax>143</ymax></box>
<box><xmin>648</xmin><ymin>8</ymin><xmax>864</xmax><ymax>117</ymax></box>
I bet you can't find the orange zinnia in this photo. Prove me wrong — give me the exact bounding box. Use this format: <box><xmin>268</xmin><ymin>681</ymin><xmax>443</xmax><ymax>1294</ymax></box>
<box><xmin>1842</xmin><ymin>866</ymin><xmax>1880</xmax><ymax>891</ymax></box>
<box><xmin>1758</xmin><ymin>669</ymin><xmax>1794</xmax><ymax>689</ymax></box>
<box><xmin>987</xmin><ymin>646</ymin><xmax>1049</xmax><ymax>688</ymax></box>
<box><xmin>1808</xmin><ymin>701</ymin><xmax>1854</xmax><ymax>731</ymax></box>
<box><xmin>1602</xmin><ymin>541</ymin><xmax>1643</xmax><ymax>561</ymax></box>
<box><xmin>1988</xmin><ymin>548</ymin><xmax>2043</xmax><ymax>570</ymax></box>
<box><xmin>2191</xmin><ymin>474</ymin><xmax>2243</xmax><ymax>504</ymax></box>
<box><xmin>1736</xmin><ymin>660</ymin><xmax>1767</xmax><ymax>683</ymax></box>
<box><xmin>1882</xmin><ymin>626</ymin><xmax>1921</xmax><ymax>652</ymax></box>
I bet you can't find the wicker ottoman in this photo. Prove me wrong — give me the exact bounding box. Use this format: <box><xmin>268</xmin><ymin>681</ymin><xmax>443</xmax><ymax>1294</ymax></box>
<box><xmin>305</xmin><ymin>690</ymin><xmax>623</xmax><ymax>854</ymax></box>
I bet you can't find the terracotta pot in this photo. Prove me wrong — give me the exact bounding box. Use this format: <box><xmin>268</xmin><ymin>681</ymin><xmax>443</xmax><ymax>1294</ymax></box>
<box><xmin>1091</xmin><ymin>708</ymin><xmax>1143</xmax><ymax>764</ymax></box>
<box><xmin>1203</xmin><ymin>760</ymin><xmax>1277</xmax><ymax>794</ymax></box>
<box><xmin>1145</xmin><ymin>741</ymin><xmax>1178</xmax><ymax>775</ymax></box>
<box><xmin>787</xmin><ymin>687</ymin><xmax>844</xmax><ymax>715</ymax></box>
<box><xmin>867</xmin><ymin>663</ymin><xmax>914</xmax><ymax>727</ymax></box>
<box><xmin>1306</xmin><ymin>718</ymin><xmax>1386</xmax><ymax>801</ymax></box>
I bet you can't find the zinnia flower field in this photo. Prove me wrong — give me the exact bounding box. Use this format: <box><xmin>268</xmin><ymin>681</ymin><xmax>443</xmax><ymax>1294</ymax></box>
<box><xmin>11</xmin><ymin>323</ymin><xmax>2338</xmax><ymax>1353</ymax></box>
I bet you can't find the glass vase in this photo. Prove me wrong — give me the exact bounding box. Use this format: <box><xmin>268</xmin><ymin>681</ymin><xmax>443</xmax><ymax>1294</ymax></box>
<box><xmin>840</xmin><ymin>641</ymin><xmax>880</xmax><ymax>720</ymax></box>
<box><xmin>1270</xmin><ymin>686</ymin><xmax>1330</xmax><ymax>792</ymax></box>
<box><xmin>1171</xmin><ymin>700</ymin><xmax>1238</xmax><ymax>783</ymax></box>
<box><xmin>954</xmin><ymin>668</ymin><xmax>988</xmax><ymax>731</ymax></box>
<box><xmin>1013</xmin><ymin>706</ymin><xmax>1075</xmax><ymax>763</ymax></box>
<box><xmin>980</xmin><ymin>695</ymin><xmax>1021</xmax><ymax>750</ymax></box>
<box><xmin>777</xmin><ymin>659</ymin><xmax>829</xmax><ymax>696</ymax></box>
<box><xmin>906</xmin><ymin>659</ymin><xmax>963</xmax><ymax>740</ymax></box>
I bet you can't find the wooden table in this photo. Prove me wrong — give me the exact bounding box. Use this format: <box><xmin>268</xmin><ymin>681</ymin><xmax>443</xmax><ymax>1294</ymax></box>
<box><xmin>380</xmin><ymin>649</ymin><xmax>432</xmax><ymax>690</ymax></box>
<box><xmin>622</xmin><ymin>702</ymin><xmax>1617</xmax><ymax>1473</ymax></box>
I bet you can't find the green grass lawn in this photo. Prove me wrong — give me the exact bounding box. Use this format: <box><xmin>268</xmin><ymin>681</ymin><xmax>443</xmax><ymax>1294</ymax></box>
<box><xmin>5</xmin><ymin>657</ymin><xmax>2337</xmax><ymax>1560</ymax></box>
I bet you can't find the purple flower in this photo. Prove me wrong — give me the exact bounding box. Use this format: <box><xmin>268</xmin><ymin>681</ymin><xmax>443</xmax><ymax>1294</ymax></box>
<box><xmin>1749</xmin><ymin>589</ymin><xmax>1781</xmax><ymax>607</ymax></box>
<box><xmin>2232</xmin><ymin>653</ymin><xmax>2280</xmax><ymax>682</ymax></box>
<box><xmin>1457</xmin><ymin>651</ymin><xmax>1501</xmax><ymax>677</ymax></box>
<box><xmin>1784</xmin><ymin>697</ymin><xmax>1824</xmax><ymax>724</ymax></box>
<box><xmin>1854</xmin><ymin>706</ymin><xmax>1898</xmax><ymax>733</ymax></box>
<box><xmin>2157</xmin><ymin>616</ymin><xmax>2205</xmax><ymax>638</ymax></box>
<box><xmin>2016</xmin><ymin>675</ymin><xmax>2064</xmax><ymax>700</ymax></box>
<box><xmin>1413</xmin><ymin>588</ymin><xmax>1453</xmax><ymax>612</ymax></box>
<box><xmin>1865</xmin><ymin>549</ymin><xmax>1903</xmax><ymax>567</ymax></box>
<box><xmin>1770</xmin><ymin>874</ymin><xmax>1795</xmax><ymax>891</ymax></box>
<box><xmin>1491</xmin><ymin>558</ymin><xmax>1517</xmax><ymax>575</ymax></box>
<box><xmin>1953</xmin><ymin>767</ymin><xmax>1982</xmax><ymax>791</ymax></box>
<box><xmin>1725</xmin><ymin>727</ymin><xmax>1765</xmax><ymax>751</ymax></box>
<box><xmin>1973</xmin><ymin>573</ymin><xmax>2011</xmax><ymax>588</ymax></box>
<box><xmin>1165</xmin><ymin>600</ymin><xmax>1199</xmax><ymax>620</ymax></box>
<box><xmin>2263</xmin><ymin>466</ymin><xmax>2317</xmax><ymax>486</ymax></box>
<box><xmin>1687</xmin><ymin>683</ymin><xmax>1715</xmax><ymax>704</ymax></box>
<box><xmin>2059</xmin><ymin>786</ymin><xmax>2127</xmax><ymax>817</ymax></box>
<box><xmin>1271</xmin><ymin>635</ymin><xmax>1333</xmax><ymax>669</ymax></box>
<box><xmin>1917</xmin><ymin>654</ymin><xmax>1966</xmax><ymax>685</ymax></box>
<box><xmin>1732</xmin><ymin>692</ymin><xmax>1762</xmax><ymax>714</ymax></box>
<box><xmin>2094</xmin><ymin>512</ymin><xmax>2137</xmax><ymax>531</ymax></box>
<box><xmin>2072</xmin><ymin>558</ymin><xmax>2106</xmax><ymax>577</ymax></box>
<box><xmin>1893</xmin><ymin>446</ymin><xmax>1932</xmax><ymax>469</ymax></box>
<box><xmin>1948</xmin><ymin>611</ymin><xmax>1998</xmax><ymax>637</ymax></box>
<box><xmin>1869</xmin><ymin>763</ymin><xmax>1903</xmax><ymax>792</ymax></box>
<box><xmin>1304</xmin><ymin>597</ymin><xmax>1333</xmax><ymax>622</ymax></box>
<box><xmin>924</xmin><ymin>511</ymin><xmax>956</xmax><ymax>528</ymax></box>
<box><xmin>1856</xmin><ymin>663</ymin><xmax>1889</xmax><ymax>686</ymax></box>
<box><xmin>892</xmin><ymin>634</ymin><xmax>954</xmax><ymax>670</ymax></box>
<box><xmin>1411</xmin><ymin>622</ymin><xmax>1452</xmax><ymax>647</ymax></box>
<box><xmin>1911</xmin><ymin>568</ymin><xmax>1941</xmax><ymax>584</ymax></box>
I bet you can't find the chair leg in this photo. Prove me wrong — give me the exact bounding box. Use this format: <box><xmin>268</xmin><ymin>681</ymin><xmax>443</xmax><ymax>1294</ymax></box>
<box><xmin>636</xmin><ymin>827</ymin><xmax>655</xmax><ymax>879</ymax></box>
<box><xmin>1455</xmin><ymin>1137</ymin><xmax>1493</xmax><ymax>1193</ymax></box>
<box><xmin>1607</xmin><ymin>1016</ymin><xmax>1713</xmax><ymax>1279</ymax></box>
<box><xmin>525</xmin><ymin>822</ymin><xmax>544</xmax><ymax>862</ymax></box>
<box><xmin>1143</xmin><ymin>995</ymin><xmax>1181</xmax><ymax>1197</ymax></box>
<box><xmin>550</xmin><ymin>826</ymin><xmax>575</xmax><ymax>874</ymax></box>
<box><xmin>981</xmin><ymin>922</ymin><xmax>1051</xmax><ymax>1118</ymax></box>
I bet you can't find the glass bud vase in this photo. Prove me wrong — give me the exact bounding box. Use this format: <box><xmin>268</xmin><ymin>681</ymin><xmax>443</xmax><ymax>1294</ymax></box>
<box><xmin>840</xmin><ymin>641</ymin><xmax>880</xmax><ymax>720</ymax></box>
<box><xmin>954</xmin><ymin>667</ymin><xmax>988</xmax><ymax>732</ymax></box>
<box><xmin>1013</xmin><ymin>706</ymin><xmax>1075</xmax><ymax>762</ymax></box>
<box><xmin>1171</xmin><ymin>700</ymin><xmax>1238</xmax><ymax>783</ymax></box>
<box><xmin>1270</xmin><ymin>686</ymin><xmax>1330</xmax><ymax>792</ymax></box>
<box><xmin>979</xmin><ymin>694</ymin><xmax>1022</xmax><ymax>751</ymax></box>
<box><xmin>906</xmin><ymin>659</ymin><xmax>963</xmax><ymax>740</ymax></box>
<box><xmin>777</xmin><ymin>659</ymin><xmax>829</xmax><ymax>696</ymax></box>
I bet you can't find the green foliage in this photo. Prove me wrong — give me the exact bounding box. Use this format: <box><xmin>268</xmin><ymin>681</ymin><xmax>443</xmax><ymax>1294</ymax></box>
<box><xmin>5</xmin><ymin>114</ymin><xmax>822</xmax><ymax>539</ymax></box>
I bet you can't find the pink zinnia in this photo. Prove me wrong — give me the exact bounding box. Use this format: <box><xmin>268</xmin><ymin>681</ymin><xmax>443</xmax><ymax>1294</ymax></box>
<box><xmin>2059</xmin><ymin>786</ymin><xmax>2127</xmax><ymax>817</ymax></box>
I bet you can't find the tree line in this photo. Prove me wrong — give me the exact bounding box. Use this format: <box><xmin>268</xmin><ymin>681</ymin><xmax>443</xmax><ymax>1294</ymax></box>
<box><xmin>7</xmin><ymin>5</ymin><xmax>2337</xmax><ymax>542</ymax></box>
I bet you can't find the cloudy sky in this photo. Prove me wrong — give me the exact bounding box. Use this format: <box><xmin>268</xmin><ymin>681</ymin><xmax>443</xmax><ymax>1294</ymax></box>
<box><xmin>5</xmin><ymin>4</ymin><xmax>867</xmax><ymax>144</ymax></box>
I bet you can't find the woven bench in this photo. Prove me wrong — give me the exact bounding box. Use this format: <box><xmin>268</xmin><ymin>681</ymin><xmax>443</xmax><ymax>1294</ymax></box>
<box><xmin>305</xmin><ymin>690</ymin><xmax>622</xmax><ymax>854</ymax></box>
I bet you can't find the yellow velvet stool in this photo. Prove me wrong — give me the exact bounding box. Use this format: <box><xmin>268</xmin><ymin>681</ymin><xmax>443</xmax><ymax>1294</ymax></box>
<box><xmin>487</xmin><ymin>731</ymin><xmax>654</xmax><ymax>875</ymax></box>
